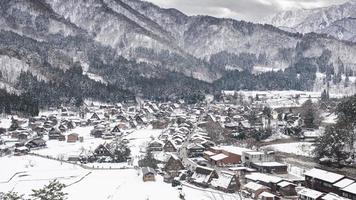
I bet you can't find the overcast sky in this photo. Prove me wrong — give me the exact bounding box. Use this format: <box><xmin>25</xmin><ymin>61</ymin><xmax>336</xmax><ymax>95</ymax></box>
<box><xmin>144</xmin><ymin>0</ymin><xmax>349</xmax><ymax>22</ymax></box>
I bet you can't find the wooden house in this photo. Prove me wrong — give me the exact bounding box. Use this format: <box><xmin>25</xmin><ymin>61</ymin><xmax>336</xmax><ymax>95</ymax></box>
<box><xmin>333</xmin><ymin>178</ymin><xmax>355</xmax><ymax>196</ymax></box>
<box><xmin>111</xmin><ymin>125</ymin><xmax>121</xmax><ymax>134</ymax></box>
<box><xmin>211</xmin><ymin>171</ymin><xmax>239</xmax><ymax>193</ymax></box>
<box><xmin>245</xmin><ymin>173</ymin><xmax>282</xmax><ymax>193</ymax></box>
<box><xmin>90</xmin><ymin>126</ymin><xmax>106</xmax><ymax>138</ymax></box>
<box><xmin>163</xmin><ymin>140</ymin><xmax>177</xmax><ymax>152</ymax></box>
<box><xmin>15</xmin><ymin>146</ymin><xmax>30</xmax><ymax>155</ymax></box>
<box><xmin>164</xmin><ymin>154</ymin><xmax>184</xmax><ymax>177</ymax></box>
<box><xmin>135</xmin><ymin>115</ymin><xmax>148</xmax><ymax>125</ymax></box>
<box><xmin>190</xmin><ymin>166</ymin><xmax>218</xmax><ymax>187</ymax></box>
<box><xmin>142</xmin><ymin>167</ymin><xmax>156</xmax><ymax>182</ymax></box>
<box><xmin>277</xmin><ymin>181</ymin><xmax>297</xmax><ymax>196</ymax></box>
<box><xmin>67</xmin><ymin>133</ymin><xmax>79</xmax><ymax>143</ymax></box>
<box><xmin>250</xmin><ymin>162</ymin><xmax>288</xmax><ymax>174</ymax></box>
<box><xmin>259</xmin><ymin>191</ymin><xmax>277</xmax><ymax>200</ymax></box>
<box><xmin>304</xmin><ymin>168</ymin><xmax>344</xmax><ymax>193</ymax></box>
<box><xmin>297</xmin><ymin>188</ymin><xmax>323</xmax><ymax>200</ymax></box>
<box><xmin>93</xmin><ymin>142</ymin><xmax>129</xmax><ymax>162</ymax></box>
<box><xmin>243</xmin><ymin>182</ymin><xmax>270</xmax><ymax>199</ymax></box>
<box><xmin>340</xmin><ymin>182</ymin><xmax>356</xmax><ymax>200</ymax></box>
<box><xmin>25</xmin><ymin>138</ymin><xmax>46</xmax><ymax>149</ymax></box>
<box><xmin>187</xmin><ymin>143</ymin><xmax>205</xmax><ymax>158</ymax></box>
<box><xmin>49</xmin><ymin>128</ymin><xmax>65</xmax><ymax>141</ymax></box>
<box><xmin>58</xmin><ymin>124</ymin><xmax>67</xmax><ymax>132</ymax></box>
<box><xmin>148</xmin><ymin>140</ymin><xmax>164</xmax><ymax>151</ymax></box>
<box><xmin>90</xmin><ymin>113</ymin><xmax>100</xmax><ymax>121</ymax></box>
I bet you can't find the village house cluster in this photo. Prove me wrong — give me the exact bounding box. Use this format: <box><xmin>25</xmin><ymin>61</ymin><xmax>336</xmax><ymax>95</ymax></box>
<box><xmin>0</xmin><ymin>91</ymin><xmax>355</xmax><ymax>199</ymax></box>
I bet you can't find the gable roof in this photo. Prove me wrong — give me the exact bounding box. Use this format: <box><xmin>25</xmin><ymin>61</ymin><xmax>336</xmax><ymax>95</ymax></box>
<box><xmin>211</xmin><ymin>172</ymin><xmax>235</xmax><ymax>189</ymax></box>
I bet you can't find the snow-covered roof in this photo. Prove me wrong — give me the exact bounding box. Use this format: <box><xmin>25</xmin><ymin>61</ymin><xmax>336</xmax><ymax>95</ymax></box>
<box><xmin>259</xmin><ymin>191</ymin><xmax>276</xmax><ymax>198</ymax></box>
<box><xmin>333</xmin><ymin>178</ymin><xmax>355</xmax><ymax>188</ymax></box>
<box><xmin>220</xmin><ymin>146</ymin><xmax>252</xmax><ymax>156</ymax></box>
<box><xmin>244</xmin><ymin>182</ymin><xmax>267</xmax><ymax>191</ymax></box>
<box><xmin>244</xmin><ymin>151</ymin><xmax>264</xmax><ymax>156</ymax></box>
<box><xmin>211</xmin><ymin>172</ymin><xmax>234</xmax><ymax>189</ymax></box>
<box><xmin>322</xmin><ymin>193</ymin><xmax>350</xmax><ymax>200</ymax></box>
<box><xmin>142</xmin><ymin>167</ymin><xmax>156</xmax><ymax>175</ymax></box>
<box><xmin>168</xmin><ymin>153</ymin><xmax>180</xmax><ymax>161</ymax></box>
<box><xmin>191</xmin><ymin>173</ymin><xmax>210</xmax><ymax>184</ymax></box>
<box><xmin>204</xmin><ymin>151</ymin><xmax>216</xmax><ymax>156</ymax></box>
<box><xmin>187</xmin><ymin>143</ymin><xmax>205</xmax><ymax>150</ymax></box>
<box><xmin>341</xmin><ymin>182</ymin><xmax>356</xmax><ymax>195</ymax></box>
<box><xmin>304</xmin><ymin>168</ymin><xmax>344</xmax><ymax>183</ymax></box>
<box><xmin>298</xmin><ymin>188</ymin><xmax>323</xmax><ymax>199</ymax></box>
<box><xmin>277</xmin><ymin>181</ymin><xmax>295</xmax><ymax>188</ymax></box>
<box><xmin>228</xmin><ymin>167</ymin><xmax>256</xmax><ymax>172</ymax></box>
<box><xmin>252</xmin><ymin>162</ymin><xmax>286</xmax><ymax>167</ymax></box>
<box><xmin>210</xmin><ymin>153</ymin><xmax>228</xmax><ymax>161</ymax></box>
<box><xmin>245</xmin><ymin>173</ymin><xmax>282</xmax><ymax>184</ymax></box>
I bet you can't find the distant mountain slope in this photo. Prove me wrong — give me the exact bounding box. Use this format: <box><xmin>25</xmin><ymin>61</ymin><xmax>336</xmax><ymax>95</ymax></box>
<box><xmin>264</xmin><ymin>0</ymin><xmax>356</xmax><ymax>41</ymax></box>
<box><xmin>1</xmin><ymin>0</ymin><xmax>356</xmax><ymax>105</ymax></box>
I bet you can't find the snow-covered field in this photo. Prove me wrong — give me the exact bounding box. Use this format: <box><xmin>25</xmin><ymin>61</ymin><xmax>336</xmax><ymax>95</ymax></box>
<box><xmin>32</xmin><ymin>126</ymin><xmax>103</xmax><ymax>159</ymax></box>
<box><xmin>0</xmin><ymin>155</ymin><xmax>240</xmax><ymax>200</ymax></box>
<box><xmin>0</xmin><ymin>116</ymin><xmax>13</xmax><ymax>129</ymax></box>
<box><xmin>0</xmin><ymin>155</ymin><xmax>88</xmax><ymax>196</ymax></box>
<box><xmin>263</xmin><ymin>142</ymin><xmax>315</xmax><ymax>157</ymax></box>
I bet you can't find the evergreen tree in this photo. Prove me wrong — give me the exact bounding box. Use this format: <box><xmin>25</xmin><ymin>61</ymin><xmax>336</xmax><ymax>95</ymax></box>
<box><xmin>8</xmin><ymin>119</ymin><xmax>19</xmax><ymax>131</ymax></box>
<box><xmin>301</xmin><ymin>99</ymin><xmax>318</xmax><ymax>128</ymax></box>
<box><xmin>344</xmin><ymin>73</ymin><xmax>350</xmax><ymax>87</ymax></box>
<box><xmin>1</xmin><ymin>192</ymin><xmax>24</xmax><ymax>200</ymax></box>
<box><xmin>138</xmin><ymin>150</ymin><xmax>158</xmax><ymax>169</ymax></box>
<box><xmin>321</xmin><ymin>89</ymin><xmax>329</xmax><ymax>102</ymax></box>
<box><xmin>314</xmin><ymin>126</ymin><xmax>350</xmax><ymax>163</ymax></box>
<box><xmin>262</xmin><ymin>106</ymin><xmax>272</xmax><ymax>129</ymax></box>
<box><xmin>30</xmin><ymin>180</ymin><xmax>67</xmax><ymax>200</ymax></box>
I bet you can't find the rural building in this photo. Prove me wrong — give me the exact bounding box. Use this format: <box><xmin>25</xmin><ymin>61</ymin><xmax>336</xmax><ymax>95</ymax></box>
<box><xmin>304</xmin><ymin>168</ymin><xmax>344</xmax><ymax>193</ymax></box>
<box><xmin>243</xmin><ymin>182</ymin><xmax>270</xmax><ymax>199</ymax></box>
<box><xmin>164</xmin><ymin>154</ymin><xmax>184</xmax><ymax>177</ymax></box>
<box><xmin>298</xmin><ymin>188</ymin><xmax>323</xmax><ymax>200</ymax></box>
<box><xmin>250</xmin><ymin>162</ymin><xmax>288</xmax><ymax>174</ymax></box>
<box><xmin>142</xmin><ymin>167</ymin><xmax>156</xmax><ymax>182</ymax></box>
<box><xmin>67</xmin><ymin>133</ymin><xmax>79</xmax><ymax>143</ymax></box>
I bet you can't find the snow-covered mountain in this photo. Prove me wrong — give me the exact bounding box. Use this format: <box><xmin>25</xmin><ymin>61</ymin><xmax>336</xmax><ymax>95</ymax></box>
<box><xmin>2</xmin><ymin>0</ymin><xmax>356</xmax><ymax>101</ymax></box>
<box><xmin>264</xmin><ymin>0</ymin><xmax>356</xmax><ymax>42</ymax></box>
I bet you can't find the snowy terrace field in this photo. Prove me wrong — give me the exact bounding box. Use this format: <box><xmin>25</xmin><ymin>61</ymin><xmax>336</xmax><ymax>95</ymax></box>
<box><xmin>262</xmin><ymin>142</ymin><xmax>316</xmax><ymax>157</ymax></box>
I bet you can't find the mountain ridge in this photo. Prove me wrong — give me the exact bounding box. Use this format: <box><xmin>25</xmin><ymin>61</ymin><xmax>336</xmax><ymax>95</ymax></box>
<box><xmin>1</xmin><ymin>0</ymin><xmax>356</xmax><ymax>105</ymax></box>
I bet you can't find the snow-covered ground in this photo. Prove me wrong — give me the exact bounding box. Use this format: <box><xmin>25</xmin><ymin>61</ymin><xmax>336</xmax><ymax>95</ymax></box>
<box><xmin>0</xmin><ymin>155</ymin><xmax>88</xmax><ymax>196</ymax></box>
<box><xmin>32</xmin><ymin>126</ymin><xmax>103</xmax><ymax>159</ymax></box>
<box><xmin>263</xmin><ymin>142</ymin><xmax>315</xmax><ymax>157</ymax></box>
<box><xmin>0</xmin><ymin>116</ymin><xmax>12</xmax><ymax>129</ymax></box>
<box><xmin>0</xmin><ymin>154</ymin><xmax>240</xmax><ymax>200</ymax></box>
